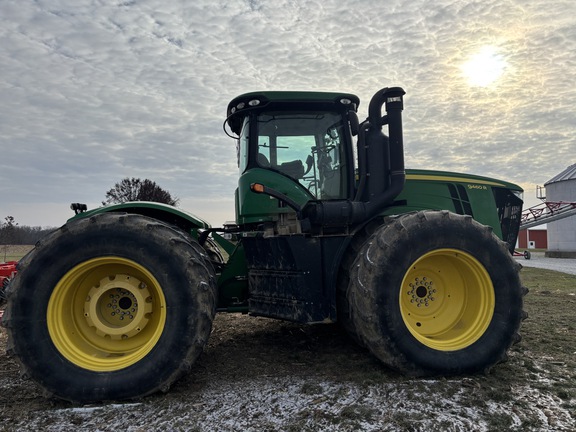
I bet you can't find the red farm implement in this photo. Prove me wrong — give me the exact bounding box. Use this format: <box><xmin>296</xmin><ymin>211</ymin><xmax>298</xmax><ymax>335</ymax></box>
<box><xmin>0</xmin><ymin>261</ymin><xmax>18</xmax><ymax>305</ymax></box>
<box><xmin>513</xmin><ymin>201</ymin><xmax>576</xmax><ymax>260</ymax></box>
<box><xmin>520</xmin><ymin>201</ymin><xmax>576</xmax><ymax>229</ymax></box>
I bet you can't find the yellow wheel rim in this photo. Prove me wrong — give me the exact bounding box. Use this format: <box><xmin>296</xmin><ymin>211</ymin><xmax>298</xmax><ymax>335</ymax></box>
<box><xmin>399</xmin><ymin>249</ymin><xmax>494</xmax><ymax>351</ymax></box>
<box><xmin>47</xmin><ymin>257</ymin><xmax>167</xmax><ymax>371</ymax></box>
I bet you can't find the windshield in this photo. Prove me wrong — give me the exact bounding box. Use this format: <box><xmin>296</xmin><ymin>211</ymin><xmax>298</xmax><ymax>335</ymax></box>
<box><xmin>255</xmin><ymin>111</ymin><xmax>348</xmax><ymax>199</ymax></box>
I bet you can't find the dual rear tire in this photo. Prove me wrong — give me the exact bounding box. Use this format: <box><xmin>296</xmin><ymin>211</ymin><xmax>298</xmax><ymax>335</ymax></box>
<box><xmin>341</xmin><ymin>210</ymin><xmax>526</xmax><ymax>375</ymax></box>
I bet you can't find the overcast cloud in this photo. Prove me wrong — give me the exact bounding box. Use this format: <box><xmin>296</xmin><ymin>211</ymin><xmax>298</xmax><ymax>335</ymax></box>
<box><xmin>0</xmin><ymin>0</ymin><xmax>574</xmax><ymax>227</ymax></box>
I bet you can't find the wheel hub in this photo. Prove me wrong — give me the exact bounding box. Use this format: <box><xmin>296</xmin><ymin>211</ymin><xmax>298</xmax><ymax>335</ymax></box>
<box><xmin>407</xmin><ymin>277</ymin><xmax>436</xmax><ymax>307</ymax></box>
<box><xmin>84</xmin><ymin>274</ymin><xmax>153</xmax><ymax>340</ymax></box>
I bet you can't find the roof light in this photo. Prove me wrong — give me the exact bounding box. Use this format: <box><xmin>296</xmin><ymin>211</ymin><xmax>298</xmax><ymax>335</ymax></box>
<box><xmin>236</xmin><ymin>102</ymin><xmax>245</xmax><ymax>110</ymax></box>
<box><xmin>248</xmin><ymin>99</ymin><xmax>260</xmax><ymax>106</ymax></box>
<box><xmin>340</xmin><ymin>98</ymin><xmax>352</xmax><ymax>105</ymax></box>
<box><xmin>230</xmin><ymin>107</ymin><xmax>236</xmax><ymax>114</ymax></box>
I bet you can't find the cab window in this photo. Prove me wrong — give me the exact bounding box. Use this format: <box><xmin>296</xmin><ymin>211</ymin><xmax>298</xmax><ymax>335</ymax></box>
<box><xmin>256</xmin><ymin>111</ymin><xmax>348</xmax><ymax>199</ymax></box>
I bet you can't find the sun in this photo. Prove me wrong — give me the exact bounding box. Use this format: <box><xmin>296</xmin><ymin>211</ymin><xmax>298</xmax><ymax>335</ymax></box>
<box><xmin>461</xmin><ymin>46</ymin><xmax>507</xmax><ymax>87</ymax></box>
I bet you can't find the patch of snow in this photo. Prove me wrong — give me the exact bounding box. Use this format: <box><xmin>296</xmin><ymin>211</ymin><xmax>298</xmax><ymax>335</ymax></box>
<box><xmin>53</xmin><ymin>403</ymin><xmax>142</xmax><ymax>415</ymax></box>
<box><xmin>14</xmin><ymin>377</ymin><xmax>575</xmax><ymax>432</ymax></box>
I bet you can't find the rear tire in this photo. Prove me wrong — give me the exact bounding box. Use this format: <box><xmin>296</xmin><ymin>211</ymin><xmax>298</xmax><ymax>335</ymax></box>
<box><xmin>2</xmin><ymin>213</ymin><xmax>217</xmax><ymax>402</ymax></box>
<box><xmin>344</xmin><ymin>210</ymin><xmax>526</xmax><ymax>375</ymax></box>
<box><xmin>0</xmin><ymin>277</ymin><xmax>11</xmax><ymax>305</ymax></box>
<box><xmin>337</xmin><ymin>217</ymin><xmax>384</xmax><ymax>344</ymax></box>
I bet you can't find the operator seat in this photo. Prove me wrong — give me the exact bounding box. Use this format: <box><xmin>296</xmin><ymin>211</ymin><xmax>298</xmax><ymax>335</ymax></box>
<box><xmin>279</xmin><ymin>160</ymin><xmax>305</xmax><ymax>179</ymax></box>
<box><xmin>259</xmin><ymin>153</ymin><xmax>304</xmax><ymax>179</ymax></box>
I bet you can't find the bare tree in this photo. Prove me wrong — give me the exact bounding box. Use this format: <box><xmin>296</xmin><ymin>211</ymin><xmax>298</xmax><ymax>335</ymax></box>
<box><xmin>103</xmin><ymin>178</ymin><xmax>179</xmax><ymax>206</ymax></box>
<box><xmin>1</xmin><ymin>216</ymin><xmax>18</xmax><ymax>261</ymax></box>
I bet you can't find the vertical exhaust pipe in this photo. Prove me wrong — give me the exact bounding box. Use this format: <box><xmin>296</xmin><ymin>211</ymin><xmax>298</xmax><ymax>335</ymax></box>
<box><xmin>382</xmin><ymin>87</ymin><xmax>405</xmax><ymax>188</ymax></box>
<box><xmin>362</xmin><ymin>87</ymin><xmax>406</xmax><ymax>218</ymax></box>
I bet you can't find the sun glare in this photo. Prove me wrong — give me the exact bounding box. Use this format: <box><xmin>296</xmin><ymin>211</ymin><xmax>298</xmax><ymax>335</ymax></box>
<box><xmin>461</xmin><ymin>46</ymin><xmax>507</xmax><ymax>87</ymax></box>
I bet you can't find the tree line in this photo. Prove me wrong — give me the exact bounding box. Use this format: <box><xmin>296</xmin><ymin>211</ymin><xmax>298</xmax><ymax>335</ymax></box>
<box><xmin>1</xmin><ymin>178</ymin><xmax>177</xmax><ymax>246</ymax></box>
<box><xmin>0</xmin><ymin>216</ymin><xmax>55</xmax><ymax>245</ymax></box>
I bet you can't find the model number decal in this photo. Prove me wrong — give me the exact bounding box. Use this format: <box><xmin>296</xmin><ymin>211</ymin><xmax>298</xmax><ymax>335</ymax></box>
<box><xmin>467</xmin><ymin>184</ymin><xmax>488</xmax><ymax>190</ymax></box>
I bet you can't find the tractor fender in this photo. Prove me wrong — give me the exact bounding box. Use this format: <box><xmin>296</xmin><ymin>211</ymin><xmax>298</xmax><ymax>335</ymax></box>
<box><xmin>69</xmin><ymin>201</ymin><xmax>211</xmax><ymax>238</ymax></box>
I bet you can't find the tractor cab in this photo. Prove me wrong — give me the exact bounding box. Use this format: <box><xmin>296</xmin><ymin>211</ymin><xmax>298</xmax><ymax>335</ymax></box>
<box><xmin>226</xmin><ymin>92</ymin><xmax>360</xmax><ymax>229</ymax></box>
<box><xmin>227</xmin><ymin>88</ymin><xmax>407</xmax><ymax>236</ymax></box>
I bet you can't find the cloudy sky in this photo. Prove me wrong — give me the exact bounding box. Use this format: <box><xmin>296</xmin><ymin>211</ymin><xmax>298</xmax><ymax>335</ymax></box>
<box><xmin>1</xmin><ymin>0</ymin><xmax>574</xmax><ymax>228</ymax></box>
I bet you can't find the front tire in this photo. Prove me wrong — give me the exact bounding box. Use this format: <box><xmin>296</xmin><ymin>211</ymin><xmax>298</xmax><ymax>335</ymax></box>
<box><xmin>3</xmin><ymin>213</ymin><xmax>217</xmax><ymax>402</ymax></box>
<box><xmin>344</xmin><ymin>210</ymin><xmax>526</xmax><ymax>375</ymax></box>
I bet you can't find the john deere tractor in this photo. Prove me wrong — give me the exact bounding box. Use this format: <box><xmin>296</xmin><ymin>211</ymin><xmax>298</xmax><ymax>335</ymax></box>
<box><xmin>2</xmin><ymin>87</ymin><xmax>526</xmax><ymax>402</ymax></box>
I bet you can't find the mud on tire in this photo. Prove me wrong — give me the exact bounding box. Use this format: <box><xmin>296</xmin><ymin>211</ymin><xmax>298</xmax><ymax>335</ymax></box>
<box><xmin>342</xmin><ymin>210</ymin><xmax>527</xmax><ymax>376</ymax></box>
<box><xmin>1</xmin><ymin>278</ymin><xmax>10</xmax><ymax>305</ymax></box>
<box><xmin>2</xmin><ymin>213</ymin><xmax>217</xmax><ymax>402</ymax></box>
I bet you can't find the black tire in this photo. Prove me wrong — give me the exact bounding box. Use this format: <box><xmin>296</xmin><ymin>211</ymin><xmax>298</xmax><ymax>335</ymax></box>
<box><xmin>524</xmin><ymin>250</ymin><xmax>531</xmax><ymax>260</ymax></box>
<box><xmin>337</xmin><ymin>217</ymin><xmax>385</xmax><ymax>344</ymax></box>
<box><xmin>0</xmin><ymin>278</ymin><xmax>8</xmax><ymax>305</ymax></box>
<box><xmin>343</xmin><ymin>210</ymin><xmax>527</xmax><ymax>376</ymax></box>
<box><xmin>2</xmin><ymin>213</ymin><xmax>217</xmax><ymax>402</ymax></box>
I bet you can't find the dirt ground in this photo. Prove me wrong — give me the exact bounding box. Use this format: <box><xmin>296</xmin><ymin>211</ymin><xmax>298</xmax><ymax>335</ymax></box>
<box><xmin>0</xmin><ymin>262</ymin><xmax>575</xmax><ymax>431</ymax></box>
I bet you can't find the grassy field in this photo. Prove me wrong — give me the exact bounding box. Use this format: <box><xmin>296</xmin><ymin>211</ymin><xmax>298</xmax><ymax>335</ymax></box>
<box><xmin>0</xmin><ymin>245</ymin><xmax>33</xmax><ymax>262</ymax></box>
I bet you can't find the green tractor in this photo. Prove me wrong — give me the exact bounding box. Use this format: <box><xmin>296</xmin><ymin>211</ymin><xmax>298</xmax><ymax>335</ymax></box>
<box><xmin>2</xmin><ymin>87</ymin><xmax>526</xmax><ymax>402</ymax></box>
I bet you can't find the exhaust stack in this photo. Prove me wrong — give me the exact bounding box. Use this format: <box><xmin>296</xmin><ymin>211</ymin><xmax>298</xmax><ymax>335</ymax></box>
<box><xmin>357</xmin><ymin>87</ymin><xmax>406</xmax><ymax>218</ymax></box>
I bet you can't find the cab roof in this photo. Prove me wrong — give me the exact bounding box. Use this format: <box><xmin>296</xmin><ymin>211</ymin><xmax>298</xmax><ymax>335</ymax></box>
<box><xmin>226</xmin><ymin>91</ymin><xmax>360</xmax><ymax>135</ymax></box>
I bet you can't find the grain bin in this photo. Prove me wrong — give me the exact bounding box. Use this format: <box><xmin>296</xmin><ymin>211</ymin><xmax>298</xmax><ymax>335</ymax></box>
<box><xmin>544</xmin><ymin>163</ymin><xmax>576</xmax><ymax>257</ymax></box>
